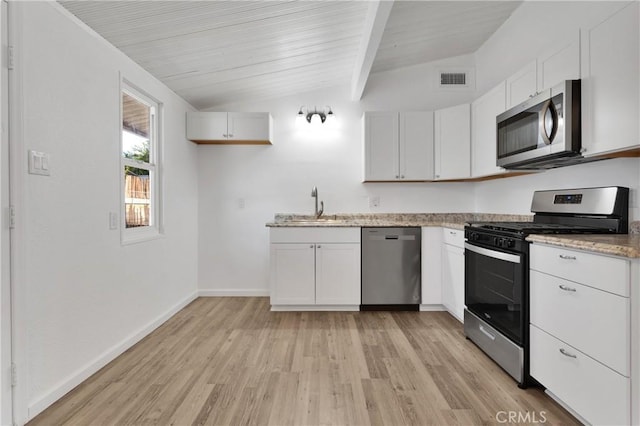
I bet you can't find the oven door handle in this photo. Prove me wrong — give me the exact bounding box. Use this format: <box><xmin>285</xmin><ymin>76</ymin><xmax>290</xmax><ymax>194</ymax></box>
<box><xmin>464</xmin><ymin>243</ymin><xmax>521</xmax><ymax>264</ymax></box>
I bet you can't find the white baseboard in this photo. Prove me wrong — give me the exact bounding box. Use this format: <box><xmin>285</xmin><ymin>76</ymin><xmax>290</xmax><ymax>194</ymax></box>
<box><xmin>27</xmin><ymin>291</ymin><xmax>198</xmax><ymax>420</ymax></box>
<box><xmin>419</xmin><ymin>304</ymin><xmax>446</xmax><ymax>312</ymax></box>
<box><xmin>271</xmin><ymin>305</ymin><xmax>360</xmax><ymax>312</ymax></box>
<box><xmin>198</xmin><ymin>289</ymin><xmax>269</xmax><ymax>297</ymax></box>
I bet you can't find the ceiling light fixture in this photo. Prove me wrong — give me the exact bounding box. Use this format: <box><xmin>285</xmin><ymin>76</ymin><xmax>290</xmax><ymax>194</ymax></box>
<box><xmin>297</xmin><ymin>106</ymin><xmax>334</xmax><ymax>124</ymax></box>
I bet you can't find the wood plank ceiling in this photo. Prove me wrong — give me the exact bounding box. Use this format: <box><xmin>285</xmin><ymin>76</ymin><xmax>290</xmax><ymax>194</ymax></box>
<box><xmin>59</xmin><ymin>1</ymin><xmax>521</xmax><ymax>110</ymax></box>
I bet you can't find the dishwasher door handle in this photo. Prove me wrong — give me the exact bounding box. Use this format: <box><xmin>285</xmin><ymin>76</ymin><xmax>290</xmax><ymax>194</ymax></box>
<box><xmin>385</xmin><ymin>235</ymin><xmax>399</xmax><ymax>240</ymax></box>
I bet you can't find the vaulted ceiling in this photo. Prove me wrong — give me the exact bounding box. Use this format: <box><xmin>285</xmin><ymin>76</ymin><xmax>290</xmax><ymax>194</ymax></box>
<box><xmin>59</xmin><ymin>1</ymin><xmax>522</xmax><ymax>110</ymax></box>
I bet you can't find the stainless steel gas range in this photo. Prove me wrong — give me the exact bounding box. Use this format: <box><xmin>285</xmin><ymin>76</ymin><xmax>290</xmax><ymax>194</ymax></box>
<box><xmin>463</xmin><ymin>186</ymin><xmax>629</xmax><ymax>388</ymax></box>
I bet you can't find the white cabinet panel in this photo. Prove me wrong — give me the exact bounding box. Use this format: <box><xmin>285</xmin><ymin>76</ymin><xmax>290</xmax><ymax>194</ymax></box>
<box><xmin>442</xmin><ymin>242</ymin><xmax>464</xmax><ymax>322</ymax></box>
<box><xmin>315</xmin><ymin>243</ymin><xmax>360</xmax><ymax>305</ymax></box>
<box><xmin>270</xmin><ymin>227</ymin><xmax>360</xmax><ymax>244</ymax></box>
<box><xmin>269</xmin><ymin>228</ymin><xmax>361</xmax><ymax>307</ymax></box>
<box><xmin>530</xmin><ymin>270</ymin><xmax>630</xmax><ymax>376</ymax></box>
<box><xmin>227</xmin><ymin>112</ymin><xmax>271</xmax><ymax>141</ymax></box>
<box><xmin>186</xmin><ymin>112</ymin><xmax>228</xmax><ymax>141</ymax></box>
<box><xmin>400</xmin><ymin>112</ymin><xmax>434</xmax><ymax>180</ymax></box>
<box><xmin>363</xmin><ymin>112</ymin><xmax>399</xmax><ymax>181</ymax></box>
<box><xmin>442</xmin><ymin>227</ymin><xmax>464</xmax><ymax>248</ymax></box>
<box><xmin>186</xmin><ymin>112</ymin><xmax>272</xmax><ymax>144</ymax></box>
<box><xmin>421</xmin><ymin>227</ymin><xmax>442</xmax><ymax>306</ymax></box>
<box><xmin>363</xmin><ymin>111</ymin><xmax>433</xmax><ymax>181</ymax></box>
<box><xmin>434</xmin><ymin>104</ymin><xmax>471</xmax><ymax>180</ymax></box>
<box><xmin>581</xmin><ymin>1</ymin><xmax>640</xmax><ymax>156</ymax></box>
<box><xmin>530</xmin><ymin>244</ymin><xmax>629</xmax><ymax>297</ymax></box>
<box><xmin>506</xmin><ymin>61</ymin><xmax>537</xmax><ymax>109</ymax></box>
<box><xmin>270</xmin><ymin>244</ymin><xmax>315</xmax><ymax>305</ymax></box>
<box><xmin>537</xmin><ymin>32</ymin><xmax>580</xmax><ymax>92</ymax></box>
<box><xmin>530</xmin><ymin>325</ymin><xmax>630</xmax><ymax>426</ymax></box>
<box><xmin>471</xmin><ymin>81</ymin><xmax>506</xmax><ymax>178</ymax></box>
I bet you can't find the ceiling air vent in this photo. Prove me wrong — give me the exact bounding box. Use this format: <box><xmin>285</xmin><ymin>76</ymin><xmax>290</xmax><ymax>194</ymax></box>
<box><xmin>440</xmin><ymin>72</ymin><xmax>467</xmax><ymax>86</ymax></box>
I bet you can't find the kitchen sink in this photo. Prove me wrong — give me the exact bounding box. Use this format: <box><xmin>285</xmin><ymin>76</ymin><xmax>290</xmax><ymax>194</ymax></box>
<box><xmin>286</xmin><ymin>215</ymin><xmax>344</xmax><ymax>224</ymax></box>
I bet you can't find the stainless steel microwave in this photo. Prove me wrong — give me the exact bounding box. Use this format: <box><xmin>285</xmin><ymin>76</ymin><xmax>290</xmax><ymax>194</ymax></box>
<box><xmin>497</xmin><ymin>80</ymin><xmax>582</xmax><ymax>170</ymax></box>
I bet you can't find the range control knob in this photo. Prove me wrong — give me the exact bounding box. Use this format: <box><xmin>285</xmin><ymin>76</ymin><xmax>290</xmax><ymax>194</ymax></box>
<box><xmin>506</xmin><ymin>239</ymin><xmax>515</xmax><ymax>248</ymax></box>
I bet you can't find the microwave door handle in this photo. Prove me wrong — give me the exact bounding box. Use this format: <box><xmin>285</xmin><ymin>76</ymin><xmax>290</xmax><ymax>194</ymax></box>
<box><xmin>539</xmin><ymin>99</ymin><xmax>558</xmax><ymax>145</ymax></box>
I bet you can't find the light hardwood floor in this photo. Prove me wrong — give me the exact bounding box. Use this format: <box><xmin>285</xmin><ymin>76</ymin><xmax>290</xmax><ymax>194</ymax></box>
<box><xmin>28</xmin><ymin>297</ymin><xmax>578</xmax><ymax>426</ymax></box>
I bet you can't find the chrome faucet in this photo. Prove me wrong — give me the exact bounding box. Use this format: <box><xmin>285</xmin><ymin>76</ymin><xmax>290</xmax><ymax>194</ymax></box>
<box><xmin>311</xmin><ymin>186</ymin><xmax>324</xmax><ymax>218</ymax></box>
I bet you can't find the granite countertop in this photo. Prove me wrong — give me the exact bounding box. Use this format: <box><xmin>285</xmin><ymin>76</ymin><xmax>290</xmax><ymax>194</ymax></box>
<box><xmin>527</xmin><ymin>233</ymin><xmax>640</xmax><ymax>259</ymax></box>
<box><xmin>266</xmin><ymin>213</ymin><xmax>532</xmax><ymax>229</ymax></box>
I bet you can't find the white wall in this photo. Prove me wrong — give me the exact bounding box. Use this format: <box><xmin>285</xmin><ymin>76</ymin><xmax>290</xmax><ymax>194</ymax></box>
<box><xmin>197</xmin><ymin>56</ymin><xmax>479</xmax><ymax>294</ymax></box>
<box><xmin>475</xmin><ymin>159</ymin><xmax>640</xmax><ymax>220</ymax></box>
<box><xmin>0</xmin><ymin>2</ymin><xmax>10</xmax><ymax>424</ymax></box>
<box><xmin>474</xmin><ymin>0</ymin><xmax>640</xmax><ymax>220</ymax></box>
<box><xmin>15</xmin><ymin>3</ymin><xmax>199</xmax><ymax>422</ymax></box>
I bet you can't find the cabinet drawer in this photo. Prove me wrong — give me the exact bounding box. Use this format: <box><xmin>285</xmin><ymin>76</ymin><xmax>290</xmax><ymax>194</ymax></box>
<box><xmin>270</xmin><ymin>227</ymin><xmax>360</xmax><ymax>244</ymax></box>
<box><xmin>442</xmin><ymin>227</ymin><xmax>464</xmax><ymax>248</ymax></box>
<box><xmin>530</xmin><ymin>270</ymin><xmax>629</xmax><ymax>376</ymax></box>
<box><xmin>530</xmin><ymin>244</ymin><xmax>629</xmax><ymax>296</ymax></box>
<box><xmin>530</xmin><ymin>325</ymin><xmax>630</xmax><ymax>426</ymax></box>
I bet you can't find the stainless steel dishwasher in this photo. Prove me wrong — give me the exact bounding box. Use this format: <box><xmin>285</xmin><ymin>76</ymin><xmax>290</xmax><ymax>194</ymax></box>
<box><xmin>361</xmin><ymin>227</ymin><xmax>421</xmax><ymax>310</ymax></box>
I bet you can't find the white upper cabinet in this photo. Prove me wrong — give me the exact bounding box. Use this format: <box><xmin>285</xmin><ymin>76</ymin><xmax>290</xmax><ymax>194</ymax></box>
<box><xmin>363</xmin><ymin>111</ymin><xmax>434</xmax><ymax>181</ymax></box>
<box><xmin>505</xmin><ymin>31</ymin><xmax>581</xmax><ymax>110</ymax></box>
<box><xmin>363</xmin><ymin>112</ymin><xmax>399</xmax><ymax>181</ymax></box>
<box><xmin>434</xmin><ymin>104</ymin><xmax>471</xmax><ymax>180</ymax></box>
<box><xmin>581</xmin><ymin>2</ymin><xmax>640</xmax><ymax>156</ymax></box>
<box><xmin>400</xmin><ymin>112</ymin><xmax>435</xmax><ymax>180</ymax></box>
<box><xmin>537</xmin><ymin>31</ymin><xmax>581</xmax><ymax>92</ymax></box>
<box><xmin>472</xmin><ymin>81</ymin><xmax>506</xmax><ymax>178</ymax></box>
<box><xmin>506</xmin><ymin>61</ymin><xmax>538</xmax><ymax>109</ymax></box>
<box><xmin>186</xmin><ymin>111</ymin><xmax>272</xmax><ymax>144</ymax></box>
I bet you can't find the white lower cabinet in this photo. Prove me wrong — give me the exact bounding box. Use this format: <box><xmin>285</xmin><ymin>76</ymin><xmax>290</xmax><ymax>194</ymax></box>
<box><xmin>421</xmin><ymin>227</ymin><xmax>443</xmax><ymax>307</ymax></box>
<box><xmin>530</xmin><ymin>243</ymin><xmax>632</xmax><ymax>425</ymax></box>
<box><xmin>269</xmin><ymin>228</ymin><xmax>360</xmax><ymax>308</ymax></box>
<box><xmin>315</xmin><ymin>243</ymin><xmax>360</xmax><ymax>305</ymax></box>
<box><xmin>270</xmin><ymin>243</ymin><xmax>316</xmax><ymax>305</ymax></box>
<box><xmin>441</xmin><ymin>228</ymin><xmax>465</xmax><ymax>322</ymax></box>
<box><xmin>530</xmin><ymin>326</ymin><xmax>630</xmax><ymax>426</ymax></box>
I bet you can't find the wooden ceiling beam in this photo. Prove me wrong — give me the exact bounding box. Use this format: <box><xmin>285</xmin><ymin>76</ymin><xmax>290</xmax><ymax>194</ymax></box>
<box><xmin>350</xmin><ymin>0</ymin><xmax>394</xmax><ymax>101</ymax></box>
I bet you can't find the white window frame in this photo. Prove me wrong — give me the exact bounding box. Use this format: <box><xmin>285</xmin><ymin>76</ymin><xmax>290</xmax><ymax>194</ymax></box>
<box><xmin>120</xmin><ymin>79</ymin><xmax>163</xmax><ymax>244</ymax></box>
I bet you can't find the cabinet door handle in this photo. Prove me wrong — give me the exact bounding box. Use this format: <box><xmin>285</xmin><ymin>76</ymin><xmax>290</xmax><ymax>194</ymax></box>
<box><xmin>449</xmin><ymin>231</ymin><xmax>457</xmax><ymax>235</ymax></box>
<box><xmin>435</xmin><ymin>174</ymin><xmax>440</xmax><ymax>179</ymax></box>
<box><xmin>559</xmin><ymin>254</ymin><xmax>577</xmax><ymax>260</ymax></box>
<box><xmin>223</xmin><ymin>134</ymin><xmax>228</xmax><ymax>138</ymax></box>
<box><xmin>559</xmin><ymin>348</ymin><xmax>577</xmax><ymax>359</ymax></box>
<box><xmin>400</xmin><ymin>175</ymin><xmax>405</xmax><ymax>179</ymax></box>
<box><xmin>228</xmin><ymin>134</ymin><xmax>234</xmax><ymax>138</ymax></box>
<box><xmin>317</xmin><ymin>245</ymin><xmax>321</xmax><ymax>248</ymax></box>
<box><xmin>559</xmin><ymin>284</ymin><xmax>576</xmax><ymax>292</ymax></box>
<box><xmin>310</xmin><ymin>245</ymin><xmax>314</xmax><ymax>248</ymax></box>
<box><xmin>395</xmin><ymin>175</ymin><xmax>399</xmax><ymax>179</ymax></box>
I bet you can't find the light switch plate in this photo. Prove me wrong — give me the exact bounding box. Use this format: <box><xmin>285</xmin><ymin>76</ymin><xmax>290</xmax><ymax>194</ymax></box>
<box><xmin>28</xmin><ymin>150</ymin><xmax>50</xmax><ymax>176</ymax></box>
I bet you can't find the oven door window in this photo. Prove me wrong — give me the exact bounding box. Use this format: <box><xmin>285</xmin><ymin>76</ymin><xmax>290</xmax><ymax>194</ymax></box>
<box><xmin>465</xmin><ymin>243</ymin><xmax>525</xmax><ymax>345</ymax></box>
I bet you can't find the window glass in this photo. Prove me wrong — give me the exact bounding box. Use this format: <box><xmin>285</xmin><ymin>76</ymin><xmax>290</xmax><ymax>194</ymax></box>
<box><xmin>121</xmin><ymin>83</ymin><xmax>160</xmax><ymax>238</ymax></box>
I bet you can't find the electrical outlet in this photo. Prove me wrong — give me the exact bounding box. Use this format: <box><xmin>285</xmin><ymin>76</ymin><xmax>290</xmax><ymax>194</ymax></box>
<box><xmin>109</xmin><ymin>212</ymin><xmax>118</xmax><ymax>230</ymax></box>
<box><xmin>369</xmin><ymin>196</ymin><xmax>380</xmax><ymax>208</ymax></box>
